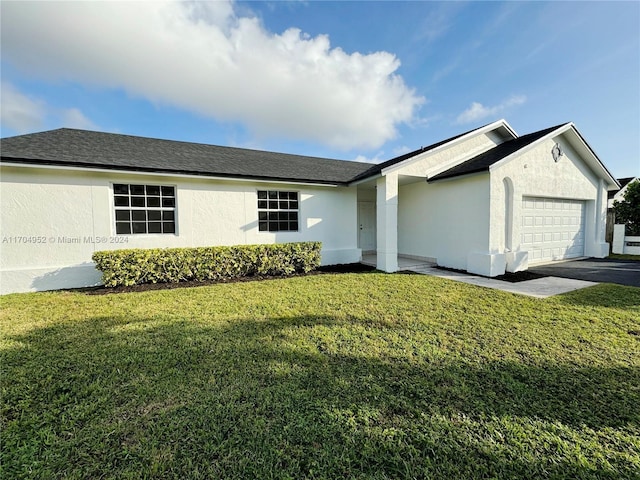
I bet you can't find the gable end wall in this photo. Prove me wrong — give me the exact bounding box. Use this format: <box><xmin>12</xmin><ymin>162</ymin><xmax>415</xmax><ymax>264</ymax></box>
<box><xmin>489</xmin><ymin>135</ymin><xmax>607</xmax><ymax>257</ymax></box>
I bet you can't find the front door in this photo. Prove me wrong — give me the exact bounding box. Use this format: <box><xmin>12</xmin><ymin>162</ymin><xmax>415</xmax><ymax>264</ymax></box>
<box><xmin>358</xmin><ymin>202</ymin><xmax>376</xmax><ymax>252</ymax></box>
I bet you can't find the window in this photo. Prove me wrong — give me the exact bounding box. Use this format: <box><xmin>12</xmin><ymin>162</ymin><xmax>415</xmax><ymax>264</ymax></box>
<box><xmin>113</xmin><ymin>184</ymin><xmax>176</xmax><ymax>234</ymax></box>
<box><xmin>257</xmin><ymin>190</ymin><xmax>299</xmax><ymax>232</ymax></box>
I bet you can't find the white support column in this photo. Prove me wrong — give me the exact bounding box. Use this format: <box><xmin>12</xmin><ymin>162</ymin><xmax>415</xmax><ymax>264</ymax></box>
<box><xmin>612</xmin><ymin>224</ymin><xmax>625</xmax><ymax>254</ymax></box>
<box><xmin>376</xmin><ymin>173</ymin><xmax>398</xmax><ymax>272</ymax></box>
<box><xmin>586</xmin><ymin>179</ymin><xmax>610</xmax><ymax>258</ymax></box>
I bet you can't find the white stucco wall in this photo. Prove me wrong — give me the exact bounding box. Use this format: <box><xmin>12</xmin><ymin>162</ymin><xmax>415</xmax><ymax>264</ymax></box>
<box><xmin>397</xmin><ymin>174</ymin><xmax>490</xmax><ymax>271</ymax></box>
<box><xmin>0</xmin><ymin>165</ymin><xmax>359</xmax><ymax>293</ymax></box>
<box><xmin>387</xmin><ymin>131</ymin><xmax>504</xmax><ymax>178</ymax></box>
<box><xmin>489</xmin><ymin>134</ymin><xmax>609</xmax><ymax>264</ymax></box>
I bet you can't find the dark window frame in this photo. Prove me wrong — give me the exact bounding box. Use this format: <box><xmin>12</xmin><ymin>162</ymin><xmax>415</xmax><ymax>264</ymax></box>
<box><xmin>257</xmin><ymin>190</ymin><xmax>299</xmax><ymax>232</ymax></box>
<box><xmin>113</xmin><ymin>183</ymin><xmax>177</xmax><ymax>235</ymax></box>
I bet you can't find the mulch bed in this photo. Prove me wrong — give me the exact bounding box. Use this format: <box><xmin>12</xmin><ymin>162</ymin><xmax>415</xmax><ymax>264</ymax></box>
<box><xmin>82</xmin><ymin>263</ymin><xmax>377</xmax><ymax>295</ymax></box>
<box><xmin>435</xmin><ymin>266</ymin><xmax>547</xmax><ymax>283</ymax></box>
<box><xmin>79</xmin><ymin>262</ymin><xmax>544</xmax><ymax>295</ymax></box>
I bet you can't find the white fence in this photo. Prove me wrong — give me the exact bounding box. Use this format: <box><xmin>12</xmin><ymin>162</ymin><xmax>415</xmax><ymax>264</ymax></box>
<box><xmin>612</xmin><ymin>224</ymin><xmax>640</xmax><ymax>255</ymax></box>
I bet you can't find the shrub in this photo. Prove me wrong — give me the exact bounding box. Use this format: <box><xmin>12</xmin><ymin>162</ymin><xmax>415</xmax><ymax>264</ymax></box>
<box><xmin>92</xmin><ymin>242</ymin><xmax>322</xmax><ymax>287</ymax></box>
<box><xmin>613</xmin><ymin>179</ymin><xmax>640</xmax><ymax>235</ymax></box>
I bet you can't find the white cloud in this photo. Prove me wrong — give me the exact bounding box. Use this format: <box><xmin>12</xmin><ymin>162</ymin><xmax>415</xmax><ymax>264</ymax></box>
<box><xmin>456</xmin><ymin>95</ymin><xmax>526</xmax><ymax>124</ymax></box>
<box><xmin>353</xmin><ymin>151</ymin><xmax>387</xmax><ymax>164</ymax></box>
<box><xmin>1</xmin><ymin>1</ymin><xmax>424</xmax><ymax>150</ymax></box>
<box><xmin>60</xmin><ymin>108</ymin><xmax>98</xmax><ymax>131</ymax></box>
<box><xmin>393</xmin><ymin>145</ymin><xmax>413</xmax><ymax>157</ymax></box>
<box><xmin>0</xmin><ymin>82</ymin><xmax>46</xmax><ymax>133</ymax></box>
<box><xmin>0</xmin><ymin>82</ymin><xmax>97</xmax><ymax>134</ymax></box>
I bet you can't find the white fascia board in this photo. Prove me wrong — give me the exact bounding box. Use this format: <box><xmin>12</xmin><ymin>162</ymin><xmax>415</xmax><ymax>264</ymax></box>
<box><xmin>565</xmin><ymin>124</ymin><xmax>619</xmax><ymax>189</ymax></box>
<box><xmin>349</xmin><ymin>173</ymin><xmax>382</xmax><ymax>187</ymax></box>
<box><xmin>488</xmin><ymin>123</ymin><xmax>571</xmax><ymax>173</ymax></box>
<box><xmin>428</xmin><ymin>170</ymin><xmax>488</xmax><ymax>184</ymax></box>
<box><xmin>380</xmin><ymin>119</ymin><xmax>518</xmax><ymax>177</ymax></box>
<box><xmin>488</xmin><ymin>123</ymin><xmax>619</xmax><ymax>188</ymax></box>
<box><xmin>0</xmin><ymin>162</ymin><xmax>339</xmax><ymax>188</ymax></box>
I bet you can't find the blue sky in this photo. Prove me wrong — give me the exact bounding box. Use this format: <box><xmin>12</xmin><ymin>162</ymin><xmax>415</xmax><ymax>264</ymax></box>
<box><xmin>1</xmin><ymin>1</ymin><xmax>638</xmax><ymax>177</ymax></box>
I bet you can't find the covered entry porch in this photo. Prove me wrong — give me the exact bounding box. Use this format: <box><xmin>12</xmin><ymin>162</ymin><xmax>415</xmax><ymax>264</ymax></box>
<box><xmin>356</xmin><ymin>171</ymin><xmax>428</xmax><ymax>273</ymax></box>
<box><xmin>361</xmin><ymin>253</ymin><xmax>435</xmax><ymax>272</ymax></box>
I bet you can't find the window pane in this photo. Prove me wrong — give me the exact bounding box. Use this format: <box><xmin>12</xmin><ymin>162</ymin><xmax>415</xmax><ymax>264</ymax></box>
<box><xmin>258</xmin><ymin>212</ymin><xmax>268</xmax><ymax>221</ymax></box>
<box><xmin>290</xmin><ymin>201</ymin><xmax>298</xmax><ymax>209</ymax></box>
<box><xmin>268</xmin><ymin>191</ymin><xmax>277</xmax><ymax>199</ymax></box>
<box><xmin>114</xmin><ymin>196</ymin><xmax>129</xmax><ymax>207</ymax></box>
<box><xmin>289</xmin><ymin>192</ymin><xmax>298</xmax><ymax>201</ymax></box>
<box><xmin>269</xmin><ymin>212</ymin><xmax>278</xmax><ymax>221</ymax></box>
<box><xmin>258</xmin><ymin>200</ymin><xmax>267</xmax><ymax>209</ymax></box>
<box><xmin>279</xmin><ymin>200</ymin><xmax>289</xmax><ymax>209</ymax></box>
<box><xmin>290</xmin><ymin>221</ymin><xmax>298</xmax><ymax>231</ymax></box>
<box><xmin>268</xmin><ymin>201</ymin><xmax>278</xmax><ymax>209</ymax></box>
<box><xmin>116</xmin><ymin>222</ymin><xmax>131</xmax><ymax>234</ymax></box>
<box><xmin>115</xmin><ymin>210</ymin><xmax>130</xmax><ymax>221</ymax></box>
<box><xmin>290</xmin><ymin>212</ymin><xmax>298</xmax><ymax>221</ymax></box>
<box><xmin>268</xmin><ymin>222</ymin><xmax>278</xmax><ymax>232</ymax></box>
<box><xmin>132</xmin><ymin>222</ymin><xmax>147</xmax><ymax>234</ymax></box>
<box><xmin>257</xmin><ymin>191</ymin><xmax>267</xmax><ymax>199</ymax></box>
<box><xmin>131</xmin><ymin>196</ymin><xmax>146</xmax><ymax>207</ymax></box>
<box><xmin>113</xmin><ymin>183</ymin><xmax>176</xmax><ymax>236</ymax></box>
<box><xmin>132</xmin><ymin>210</ymin><xmax>146</xmax><ymax>221</ymax></box>
<box><xmin>259</xmin><ymin>221</ymin><xmax>268</xmax><ymax>231</ymax></box>
<box><xmin>279</xmin><ymin>221</ymin><xmax>288</xmax><ymax>231</ymax></box>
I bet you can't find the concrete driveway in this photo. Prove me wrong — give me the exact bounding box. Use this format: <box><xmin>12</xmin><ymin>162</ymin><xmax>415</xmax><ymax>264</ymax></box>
<box><xmin>528</xmin><ymin>258</ymin><xmax>640</xmax><ymax>287</ymax></box>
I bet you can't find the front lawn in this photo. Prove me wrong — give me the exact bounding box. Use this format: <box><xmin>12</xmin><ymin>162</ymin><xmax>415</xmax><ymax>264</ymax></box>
<box><xmin>2</xmin><ymin>273</ymin><xmax>639</xmax><ymax>479</ymax></box>
<box><xmin>609</xmin><ymin>253</ymin><xmax>640</xmax><ymax>262</ymax></box>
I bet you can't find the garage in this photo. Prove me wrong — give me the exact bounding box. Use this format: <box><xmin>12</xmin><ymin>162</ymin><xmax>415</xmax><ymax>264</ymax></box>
<box><xmin>521</xmin><ymin>196</ymin><xmax>585</xmax><ymax>264</ymax></box>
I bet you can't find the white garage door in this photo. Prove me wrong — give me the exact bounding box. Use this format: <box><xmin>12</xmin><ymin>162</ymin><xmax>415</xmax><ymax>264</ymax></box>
<box><xmin>521</xmin><ymin>197</ymin><xmax>585</xmax><ymax>264</ymax></box>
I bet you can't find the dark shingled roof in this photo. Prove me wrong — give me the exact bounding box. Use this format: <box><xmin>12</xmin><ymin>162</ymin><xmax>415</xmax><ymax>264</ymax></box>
<box><xmin>608</xmin><ymin>177</ymin><xmax>636</xmax><ymax>199</ymax></box>
<box><xmin>0</xmin><ymin>128</ymin><xmax>373</xmax><ymax>185</ymax></box>
<box><xmin>428</xmin><ymin>124</ymin><xmax>569</xmax><ymax>182</ymax></box>
<box><xmin>0</xmin><ymin>124</ymin><xmax>500</xmax><ymax>186</ymax></box>
<box><xmin>1</xmin><ymin>123</ymin><xmax>581</xmax><ymax>186</ymax></box>
<box><xmin>348</xmin><ymin>122</ymin><xmax>493</xmax><ymax>183</ymax></box>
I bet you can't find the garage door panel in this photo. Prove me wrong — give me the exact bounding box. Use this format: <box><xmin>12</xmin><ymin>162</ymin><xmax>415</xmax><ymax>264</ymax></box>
<box><xmin>521</xmin><ymin>196</ymin><xmax>585</xmax><ymax>264</ymax></box>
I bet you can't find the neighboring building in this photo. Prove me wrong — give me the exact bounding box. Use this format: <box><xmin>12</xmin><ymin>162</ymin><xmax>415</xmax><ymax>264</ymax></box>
<box><xmin>606</xmin><ymin>176</ymin><xmax>638</xmax><ymax>244</ymax></box>
<box><xmin>607</xmin><ymin>177</ymin><xmax>637</xmax><ymax>209</ymax></box>
<box><xmin>0</xmin><ymin>119</ymin><xmax>619</xmax><ymax>294</ymax></box>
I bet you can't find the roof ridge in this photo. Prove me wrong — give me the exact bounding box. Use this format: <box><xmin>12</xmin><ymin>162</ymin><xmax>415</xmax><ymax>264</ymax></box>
<box><xmin>347</xmin><ymin>120</ymin><xmax>512</xmax><ymax>184</ymax></box>
<box><xmin>1</xmin><ymin>127</ymin><xmax>371</xmax><ymax>166</ymax></box>
<box><xmin>428</xmin><ymin>123</ymin><xmax>570</xmax><ymax>182</ymax></box>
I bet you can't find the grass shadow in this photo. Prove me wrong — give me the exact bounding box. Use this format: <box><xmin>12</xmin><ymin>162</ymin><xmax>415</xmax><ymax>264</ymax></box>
<box><xmin>2</xmin><ymin>313</ymin><xmax>638</xmax><ymax>479</ymax></box>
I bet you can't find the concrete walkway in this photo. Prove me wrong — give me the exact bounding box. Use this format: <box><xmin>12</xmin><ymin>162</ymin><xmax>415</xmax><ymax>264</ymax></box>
<box><xmin>362</xmin><ymin>254</ymin><xmax>598</xmax><ymax>298</ymax></box>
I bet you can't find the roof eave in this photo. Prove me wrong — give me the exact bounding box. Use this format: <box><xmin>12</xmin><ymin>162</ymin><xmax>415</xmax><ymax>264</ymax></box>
<box><xmin>566</xmin><ymin>124</ymin><xmax>620</xmax><ymax>189</ymax></box>
<box><xmin>427</xmin><ymin>169</ymin><xmax>489</xmax><ymax>183</ymax></box>
<box><xmin>486</xmin><ymin>123</ymin><xmax>620</xmax><ymax>189</ymax></box>
<box><xmin>0</xmin><ymin>158</ymin><xmax>344</xmax><ymax>187</ymax></box>
<box><xmin>380</xmin><ymin>119</ymin><xmax>518</xmax><ymax>177</ymax></box>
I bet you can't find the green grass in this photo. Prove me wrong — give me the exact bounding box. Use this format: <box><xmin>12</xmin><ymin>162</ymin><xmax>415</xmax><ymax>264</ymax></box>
<box><xmin>608</xmin><ymin>253</ymin><xmax>640</xmax><ymax>262</ymax></box>
<box><xmin>2</xmin><ymin>273</ymin><xmax>639</xmax><ymax>479</ymax></box>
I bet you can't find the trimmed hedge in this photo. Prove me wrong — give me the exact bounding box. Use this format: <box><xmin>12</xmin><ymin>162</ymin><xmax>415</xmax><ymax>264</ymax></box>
<box><xmin>92</xmin><ymin>242</ymin><xmax>322</xmax><ymax>287</ymax></box>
